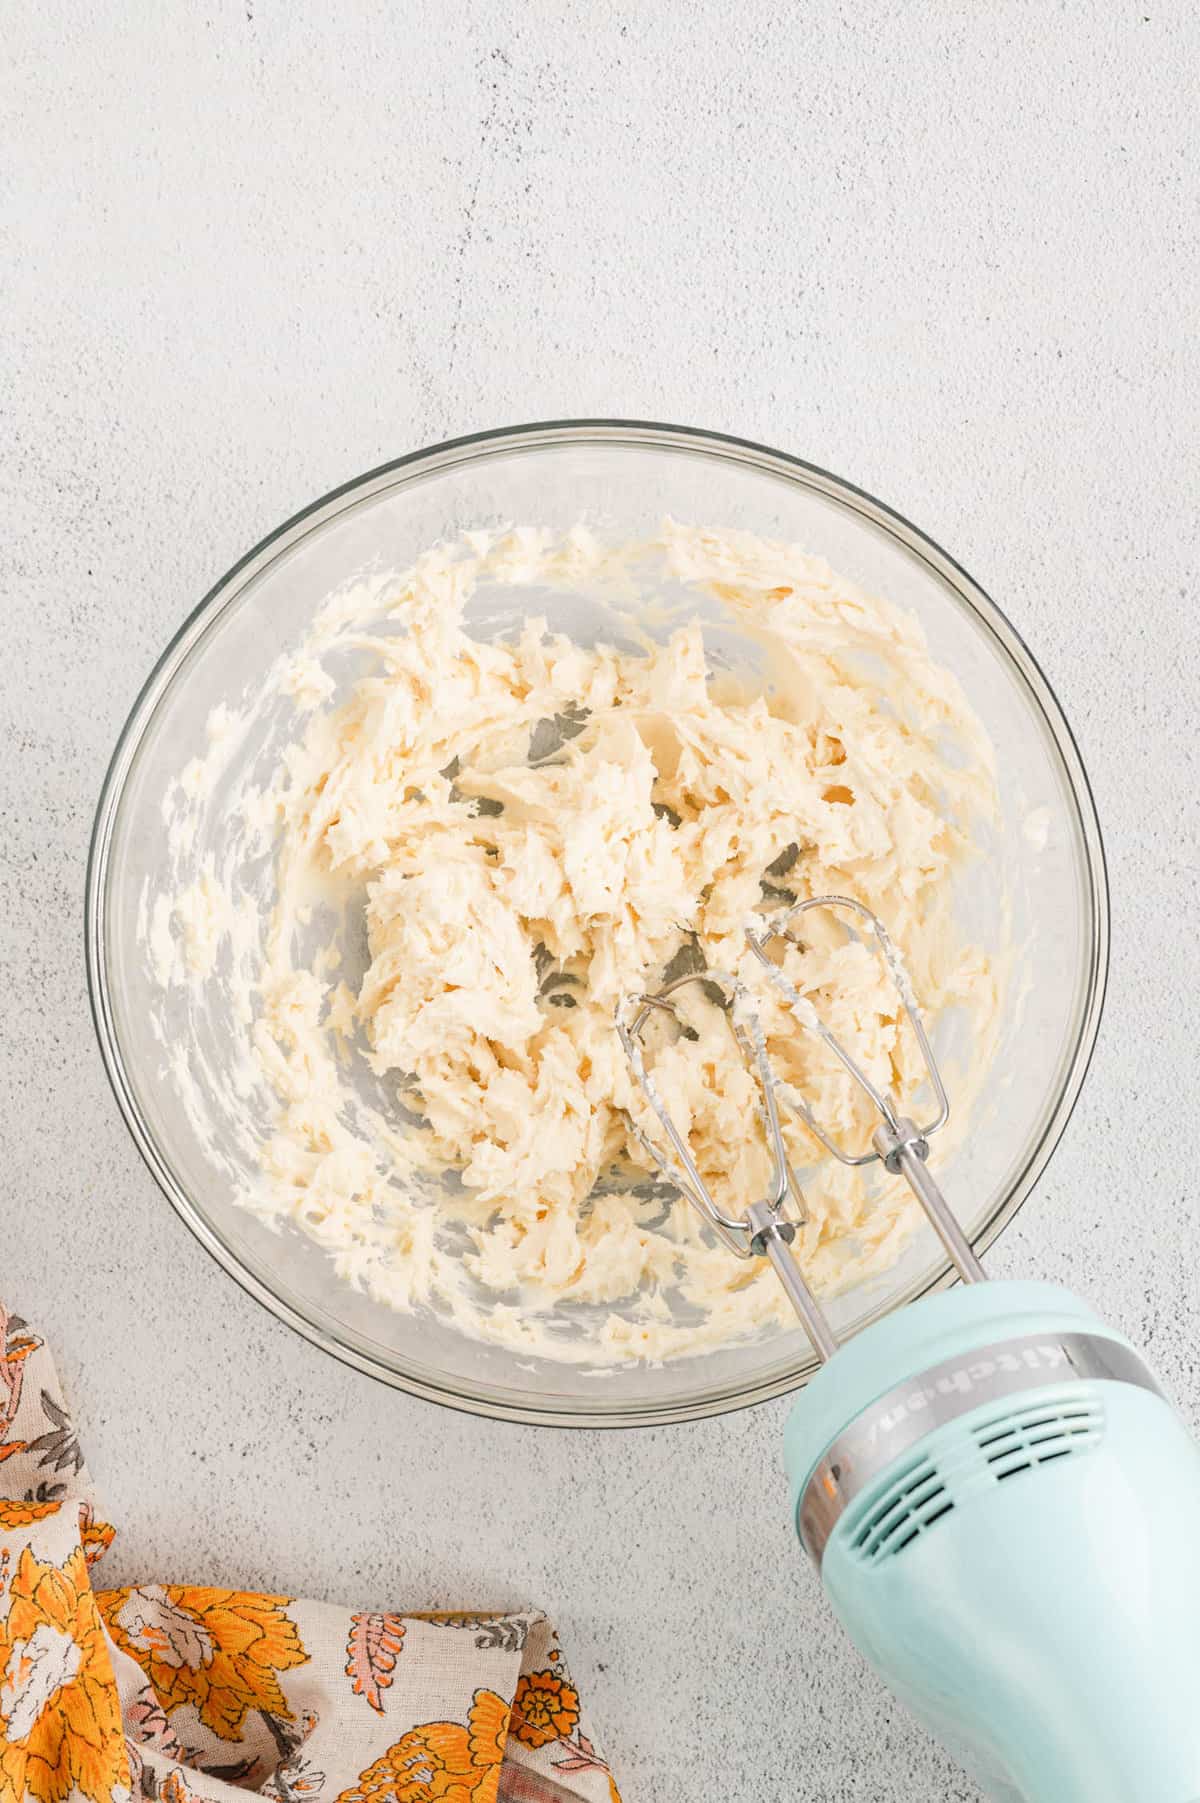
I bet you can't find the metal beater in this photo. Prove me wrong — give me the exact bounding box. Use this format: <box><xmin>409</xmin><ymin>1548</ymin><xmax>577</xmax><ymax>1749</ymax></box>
<box><xmin>616</xmin><ymin>891</ymin><xmax>983</xmax><ymax>1365</ymax></box>
<box><xmin>616</xmin><ymin>892</ymin><xmax>1200</xmax><ymax>1803</ymax></box>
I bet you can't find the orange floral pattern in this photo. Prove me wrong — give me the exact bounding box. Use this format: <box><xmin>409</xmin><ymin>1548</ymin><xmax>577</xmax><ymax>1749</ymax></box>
<box><xmin>0</xmin><ymin>1306</ymin><xmax>619</xmax><ymax>1803</ymax></box>
<box><xmin>0</xmin><ymin>1308</ymin><xmax>42</xmax><ymax>1466</ymax></box>
<box><xmin>0</xmin><ymin>1500</ymin><xmax>61</xmax><ymax>1531</ymax></box>
<box><xmin>345</xmin><ymin>1611</ymin><xmax>406</xmax><ymax>1713</ymax></box>
<box><xmin>97</xmin><ymin>1584</ymin><xmax>309</xmax><ymax>1739</ymax></box>
<box><xmin>161</xmin><ymin>1770</ymin><xmax>204</xmax><ymax>1803</ymax></box>
<box><xmin>466</xmin><ymin>1687</ymin><xmax>510</xmax><ymax>1770</ymax></box>
<box><xmin>77</xmin><ymin>1503</ymin><xmax>114</xmax><ymax>1569</ymax></box>
<box><xmin>511</xmin><ymin>1668</ymin><xmax>581</xmax><ymax>1749</ymax></box>
<box><xmin>0</xmin><ymin>1542</ymin><xmax>127</xmax><ymax>1803</ymax></box>
<box><xmin>335</xmin><ymin>1688</ymin><xmax>508</xmax><ymax>1803</ymax></box>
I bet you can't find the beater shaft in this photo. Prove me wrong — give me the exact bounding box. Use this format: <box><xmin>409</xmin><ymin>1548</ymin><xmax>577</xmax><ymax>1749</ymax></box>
<box><xmin>873</xmin><ymin>1119</ymin><xmax>986</xmax><ymax>1284</ymax></box>
<box><xmin>766</xmin><ymin>1239</ymin><xmax>839</xmax><ymax>1358</ymax></box>
<box><xmin>746</xmin><ymin>1202</ymin><xmax>839</xmax><ymax>1361</ymax></box>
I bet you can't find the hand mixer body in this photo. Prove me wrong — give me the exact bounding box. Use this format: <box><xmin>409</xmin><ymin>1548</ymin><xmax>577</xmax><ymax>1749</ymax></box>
<box><xmin>786</xmin><ymin>1281</ymin><xmax>1200</xmax><ymax>1803</ymax></box>
<box><xmin>618</xmin><ymin>897</ymin><xmax>1200</xmax><ymax>1800</ymax></box>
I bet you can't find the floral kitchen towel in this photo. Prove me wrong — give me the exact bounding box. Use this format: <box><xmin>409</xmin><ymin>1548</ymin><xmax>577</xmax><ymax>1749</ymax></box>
<box><xmin>0</xmin><ymin>1306</ymin><xmax>621</xmax><ymax>1803</ymax></box>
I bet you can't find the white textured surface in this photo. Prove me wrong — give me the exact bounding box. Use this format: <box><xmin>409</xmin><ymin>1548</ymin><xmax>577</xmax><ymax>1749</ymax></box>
<box><xmin>4</xmin><ymin>5</ymin><xmax>1199</xmax><ymax>1798</ymax></box>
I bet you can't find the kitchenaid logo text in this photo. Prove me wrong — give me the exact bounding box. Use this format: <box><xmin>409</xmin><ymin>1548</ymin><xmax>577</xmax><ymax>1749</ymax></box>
<box><xmin>867</xmin><ymin>1344</ymin><xmax>1071</xmax><ymax>1447</ymax></box>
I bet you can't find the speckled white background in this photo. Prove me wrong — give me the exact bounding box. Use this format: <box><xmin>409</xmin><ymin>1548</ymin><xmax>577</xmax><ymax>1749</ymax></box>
<box><xmin>4</xmin><ymin>4</ymin><xmax>1199</xmax><ymax>1798</ymax></box>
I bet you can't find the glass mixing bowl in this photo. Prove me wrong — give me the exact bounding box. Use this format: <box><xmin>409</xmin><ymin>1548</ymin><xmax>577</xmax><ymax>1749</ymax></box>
<box><xmin>86</xmin><ymin>421</ymin><xmax>1107</xmax><ymax>1426</ymax></box>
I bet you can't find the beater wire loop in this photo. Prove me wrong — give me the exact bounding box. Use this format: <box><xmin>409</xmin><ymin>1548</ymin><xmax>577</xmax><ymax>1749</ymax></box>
<box><xmin>744</xmin><ymin>893</ymin><xmax>950</xmax><ymax>1163</ymax></box>
<box><xmin>616</xmin><ymin>968</ymin><xmax>804</xmax><ymax>1258</ymax></box>
<box><xmin>616</xmin><ymin>893</ymin><xmax>982</xmax><ymax>1359</ymax></box>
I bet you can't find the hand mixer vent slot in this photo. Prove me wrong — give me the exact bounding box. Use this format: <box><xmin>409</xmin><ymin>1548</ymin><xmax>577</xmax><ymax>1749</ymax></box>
<box><xmin>851</xmin><ymin>1456</ymin><xmax>954</xmax><ymax>1565</ymax></box>
<box><xmin>972</xmin><ymin>1391</ymin><xmax>1106</xmax><ymax>1483</ymax></box>
<box><xmin>845</xmin><ymin>1390</ymin><xmax>1106</xmax><ymax>1568</ymax></box>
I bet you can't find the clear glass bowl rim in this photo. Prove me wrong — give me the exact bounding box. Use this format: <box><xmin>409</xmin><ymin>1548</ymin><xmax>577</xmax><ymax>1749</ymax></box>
<box><xmin>85</xmin><ymin>418</ymin><xmax>1110</xmax><ymax>1428</ymax></box>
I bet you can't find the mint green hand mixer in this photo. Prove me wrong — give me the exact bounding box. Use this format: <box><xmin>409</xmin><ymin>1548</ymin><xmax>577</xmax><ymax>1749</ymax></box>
<box><xmin>618</xmin><ymin>895</ymin><xmax>1200</xmax><ymax>1803</ymax></box>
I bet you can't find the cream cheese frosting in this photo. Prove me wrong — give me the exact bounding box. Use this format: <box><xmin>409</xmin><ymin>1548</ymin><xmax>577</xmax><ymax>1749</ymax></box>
<box><xmin>147</xmin><ymin>521</ymin><xmax>1000</xmax><ymax>1362</ymax></box>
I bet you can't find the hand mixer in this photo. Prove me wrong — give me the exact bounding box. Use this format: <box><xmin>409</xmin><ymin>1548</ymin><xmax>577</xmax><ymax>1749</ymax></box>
<box><xmin>617</xmin><ymin>896</ymin><xmax>1200</xmax><ymax>1803</ymax></box>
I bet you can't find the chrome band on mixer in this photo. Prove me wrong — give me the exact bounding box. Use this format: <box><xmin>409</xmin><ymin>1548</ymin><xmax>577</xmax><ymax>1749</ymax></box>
<box><xmin>798</xmin><ymin>1332</ymin><xmax>1163</xmax><ymax>1565</ymax></box>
